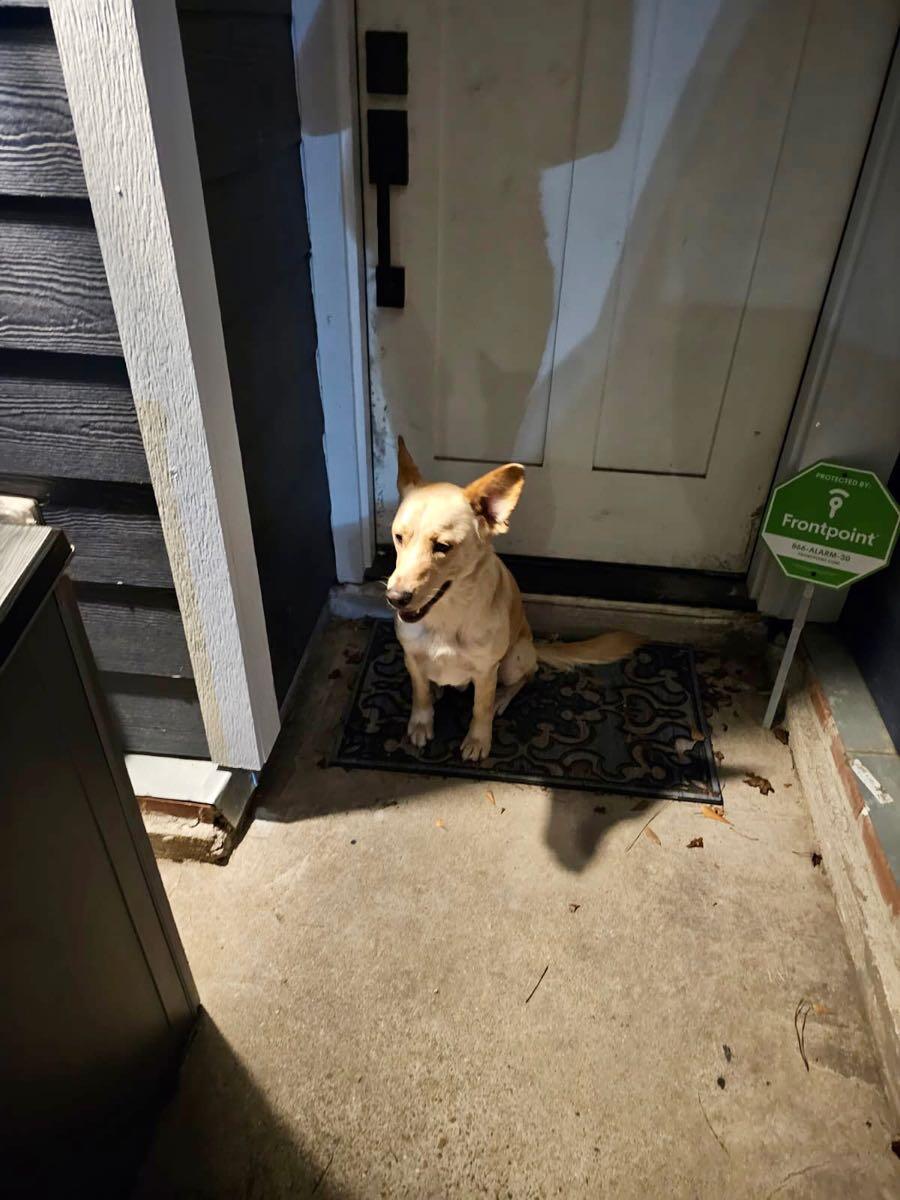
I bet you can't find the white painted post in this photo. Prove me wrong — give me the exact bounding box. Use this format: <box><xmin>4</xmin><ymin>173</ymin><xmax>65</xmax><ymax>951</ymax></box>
<box><xmin>49</xmin><ymin>0</ymin><xmax>280</xmax><ymax>769</ymax></box>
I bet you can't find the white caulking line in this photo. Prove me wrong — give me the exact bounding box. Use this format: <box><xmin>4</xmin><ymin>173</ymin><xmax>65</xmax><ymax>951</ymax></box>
<box><xmin>850</xmin><ymin>758</ymin><xmax>894</xmax><ymax>805</ymax></box>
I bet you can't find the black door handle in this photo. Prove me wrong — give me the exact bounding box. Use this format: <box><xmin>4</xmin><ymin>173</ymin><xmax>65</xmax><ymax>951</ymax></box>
<box><xmin>367</xmin><ymin>109</ymin><xmax>407</xmax><ymax>309</ymax></box>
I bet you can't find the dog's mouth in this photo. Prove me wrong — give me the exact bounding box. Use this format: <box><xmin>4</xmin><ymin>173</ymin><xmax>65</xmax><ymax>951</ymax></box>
<box><xmin>398</xmin><ymin>581</ymin><xmax>452</xmax><ymax>624</ymax></box>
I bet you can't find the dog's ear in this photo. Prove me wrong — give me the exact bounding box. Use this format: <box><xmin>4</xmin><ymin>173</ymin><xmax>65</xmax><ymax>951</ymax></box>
<box><xmin>464</xmin><ymin>464</ymin><xmax>525</xmax><ymax>535</ymax></box>
<box><xmin>397</xmin><ymin>437</ymin><xmax>424</xmax><ymax>497</ymax></box>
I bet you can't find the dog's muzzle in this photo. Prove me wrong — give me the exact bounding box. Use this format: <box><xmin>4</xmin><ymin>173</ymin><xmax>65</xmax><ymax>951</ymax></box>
<box><xmin>395</xmin><ymin>580</ymin><xmax>452</xmax><ymax>624</ymax></box>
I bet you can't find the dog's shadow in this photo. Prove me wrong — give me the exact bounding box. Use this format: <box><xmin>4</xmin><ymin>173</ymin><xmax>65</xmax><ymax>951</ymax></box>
<box><xmin>542</xmin><ymin>791</ymin><xmax>642</xmax><ymax>872</ymax></box>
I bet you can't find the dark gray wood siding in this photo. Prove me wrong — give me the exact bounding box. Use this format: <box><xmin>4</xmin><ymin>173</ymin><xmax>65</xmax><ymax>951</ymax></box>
<box><xmin>0</xmin><ymin>15</ymin><xmax>85</xmax><ymax>197</ymax></box>
<box><xmin>0</xmin><ymin>6</ymin><xmax>207</xmax><ymax>758</ymax></box>
<box><xmin>179</xmin><ymin>0</ymin><xmax>336</xmax><ymax>704</ymax></box>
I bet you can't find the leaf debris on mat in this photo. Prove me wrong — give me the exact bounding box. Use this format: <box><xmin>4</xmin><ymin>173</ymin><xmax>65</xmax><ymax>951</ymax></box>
<box><xmin>568</xmin><ymin>902</ymin><xmax>581</xmax><ymax>913</ymax></box>
<box><xmin>485</xmin><ymin>789</ymin><xmax>496</xmax><ymax>805</ymax></box>
<box><xmin>644</xmin><ymin>827</ymin><xmax>662</xmax><ymax>846</ymax></box>
<box><xmin>435</xmin><ymin>818</ymin><xmax>446</xmax><ymax>831</ymax></box>
<box><xmin>811</xmin><ymin>851</ymin><xmax>822</xmax><ymax>868</ymax></box>
<box><xmin>773</xmin><ymin>727</ymin><xmax>790</xmax><ymax>745</ymax></box>
<box><xmin>687</xmin><ymin>836</ymin><xmax>704</xmax><ymax>849</ymax></box>
<box><xmin>744</xmin><ymin>774</ymin><xmax>774</xmax><ymax>795</ymax></box>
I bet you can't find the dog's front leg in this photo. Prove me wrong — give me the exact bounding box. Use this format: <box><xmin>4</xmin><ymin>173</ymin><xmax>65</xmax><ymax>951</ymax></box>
<box><xmin>461</xmin><ymin>666</ymin><xmax>498</xmax><ymax>762</ymax></box>
<box><xmin>405</xmin><ymin>652</ymin><xmax>434</xmax><ymax>748</ymax></box>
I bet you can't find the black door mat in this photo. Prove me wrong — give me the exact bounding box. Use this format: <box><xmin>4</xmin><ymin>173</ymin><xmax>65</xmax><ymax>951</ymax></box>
<box><xmin>332</xmin><ymin>621</ymin><xmax>722</xmax><ymax>802</ymax></box>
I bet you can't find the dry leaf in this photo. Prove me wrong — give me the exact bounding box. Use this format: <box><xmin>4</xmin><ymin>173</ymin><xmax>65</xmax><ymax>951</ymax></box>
<box><xmin>687</xmin><ymin>836</ymin><xmax>704</xmax><ymax>849</ymax></box>
<box><xmin>714</xmin><ymin>751</ymin><xmax>725</xmax><ymax>763</ymax></box>
<box><xmin>773</xmin><ymin>727</ymin><xmax>789</xmax><ymax>746</ymax></box>
<box><xmin>568</xmin><ymin>902</ymin><xmax>581</xmax><ymax>913</ymax></box>
<box><xmin>784</xmin><ymin>782</ymin><xmax>793</xmax><ymax>789</ymax></box>
<box><xmin>811</xmin><ymin>851</ymin><xmax>822</xmax><ymax>868</ymax></box>
<box><xmin>435</xmin><ymin>818</ymin><xmax>446</xmax><ymax>831</ymax></box>
<box><xmin>328</xmin><ymin>667</ymin><xmax>342</xmax><ymax>680</ymax></box>
<box><xmin>812</xmin><ymin>1002</ymin><xmax>831</xmax><ymax>1016</ymax></box>
<box><xmin>644</xmin><ymin>827</ymin><xmax>662</xmax><ymax>846</ymax></box>
<box><xmin>744</xmin><ymin>774</ymin><xmax>774</xmax><ymax>795</ymax></box>
<box><xmin>485</xmin><ymin>789</ymin><xmax>496</xmax><ymax>806</ymax></box>
<box><xmin>702</xmin><ymin>804</ymin><xmax>731</xmax><ymax>825</ymax></box>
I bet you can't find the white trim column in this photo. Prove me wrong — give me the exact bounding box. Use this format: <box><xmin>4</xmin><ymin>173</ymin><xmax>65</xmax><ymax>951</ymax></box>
<box><xmin>50</xmin><ymin>0</ymin><xmax>280</xmax><ymax>769</ymax></box>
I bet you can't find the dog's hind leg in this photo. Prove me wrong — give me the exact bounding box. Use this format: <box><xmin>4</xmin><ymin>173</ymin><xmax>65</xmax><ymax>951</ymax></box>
<box><xmin>493</xmin><ymin>677</ymin><xmax>527</xmax><ymax>717</ymax></box>
<box><xmin>492</xmin><ymin>636</ymin><xmax>536</xmax><ymax>717</ymax></box>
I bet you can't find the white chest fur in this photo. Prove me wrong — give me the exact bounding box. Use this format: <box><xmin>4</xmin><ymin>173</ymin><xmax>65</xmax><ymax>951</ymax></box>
<box><xmin>400</xmin><ymin>619</ymin><xmax>480</xmax><ymax>686</ymax></box>
<box><xmin>398</xmin><ymin>620</ymin><xmax>494</xmax><ymax>687</ymax></box>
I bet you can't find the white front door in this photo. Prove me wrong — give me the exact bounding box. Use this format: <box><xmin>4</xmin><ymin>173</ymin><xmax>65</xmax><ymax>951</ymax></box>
<box><xmin>360</xmin><ymin>0</ymin><xmax>897</xmax><ymax>569</ymax></box>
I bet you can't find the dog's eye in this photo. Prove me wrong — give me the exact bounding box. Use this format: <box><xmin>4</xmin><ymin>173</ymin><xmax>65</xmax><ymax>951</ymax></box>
<box><xmin>433</xmin><ymin>541</ymin><xmax>452</xmax><ymax>555</ymax></box>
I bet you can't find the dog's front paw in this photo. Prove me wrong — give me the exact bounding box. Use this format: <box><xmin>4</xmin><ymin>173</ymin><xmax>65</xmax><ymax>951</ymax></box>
<box><xmin>407</xmin><ymin>709</ymin><xmax>434</xmax><ymax>748</ymax></box>
<box><xmin>461</xmin><ymin>726</ymin><xmax>491</xmax><ymax>762</ymax></box>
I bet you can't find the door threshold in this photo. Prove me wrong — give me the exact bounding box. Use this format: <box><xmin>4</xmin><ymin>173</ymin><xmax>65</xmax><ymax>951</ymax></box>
<box><xmin>366</xmin><ymin>550</ymin><xmax>755</xmax><ymax>611</ymax></box>
<box><xmin>332</xmin><ymin>582</ymin><xmax>765</xmax><ymax>652</ymax></box>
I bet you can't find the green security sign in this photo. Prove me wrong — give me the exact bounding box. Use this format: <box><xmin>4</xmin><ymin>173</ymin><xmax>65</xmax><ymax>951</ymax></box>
<box><xmin>762</xmin><ymin>461</ymin><xmax>899</xmax><ymax>589</ymax></box>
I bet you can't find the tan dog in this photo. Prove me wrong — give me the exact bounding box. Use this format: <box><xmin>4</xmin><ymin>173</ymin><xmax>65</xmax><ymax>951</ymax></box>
<box><xmin>386</xmin><ymin>439</ymin><xmax>642</xmax><ymax>762</ymax></box>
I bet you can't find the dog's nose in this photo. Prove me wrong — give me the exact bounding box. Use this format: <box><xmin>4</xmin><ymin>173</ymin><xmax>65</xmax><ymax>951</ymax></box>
<box><xmin>386</xmin><ymin>588</ymin><xmax>413</xmax><ymax>610</ymax></box>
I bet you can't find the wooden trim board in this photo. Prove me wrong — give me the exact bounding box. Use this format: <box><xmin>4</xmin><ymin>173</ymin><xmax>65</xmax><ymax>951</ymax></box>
<box><xmin>49</xmin><ymin>0</ymin><xmax>280</xmax><ymax>769</ymax></box>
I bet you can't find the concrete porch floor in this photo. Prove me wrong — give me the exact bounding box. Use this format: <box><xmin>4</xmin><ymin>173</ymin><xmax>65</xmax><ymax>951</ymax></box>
<box><xmin>135</xmin><ymin>617</ymin><xmax>900</xmax><ymax>1199</ymax></box>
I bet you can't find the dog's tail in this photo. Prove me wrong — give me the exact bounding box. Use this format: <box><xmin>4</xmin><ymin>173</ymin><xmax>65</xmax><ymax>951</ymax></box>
<box><xmin>535</xmin><ymin>631</ymin><xmax>644</xmax><ymax>670</ymax></box>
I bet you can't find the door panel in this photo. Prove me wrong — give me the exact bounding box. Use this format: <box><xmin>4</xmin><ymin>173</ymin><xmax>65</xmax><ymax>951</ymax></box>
<box><xmin>362</xmin><ymin>0</ymin><xmax>898</xmax><ymax>568</ymax></box>
<box><xmin>587</xmin><ymin>0</ymin><xmax>812</xmax><ymax>476</ymax></box>
<box><xmin>432</xmin><ymin>0</ymin><xmax>587</xmax><ymax>466</ymax></box>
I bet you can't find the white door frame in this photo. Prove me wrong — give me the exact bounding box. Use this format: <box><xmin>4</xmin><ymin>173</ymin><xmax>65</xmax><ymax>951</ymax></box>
<box><xmin>293</xmin><ymin>0</ymin><xmax>375</xmax><ymax>584</ymax></box>
<box><xmin>296</xmin><ymin>0</ymin><xmax>900</xmax><ymax>601</ymax></box>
